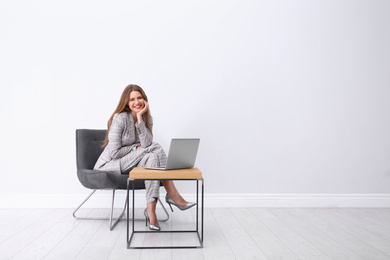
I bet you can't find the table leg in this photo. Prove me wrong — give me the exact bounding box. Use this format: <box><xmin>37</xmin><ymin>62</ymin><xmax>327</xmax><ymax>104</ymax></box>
<box><xmin>196</xmin><ymin>180</ymin><xmax>199</xmax><ymax>232</ymax></box>
<box><xmin>202</xmin><ymin>178</ymin><xmax>204</xmax><ymax>243</ymax></box>
<box><xmin>126</xmin><ymin>179</ymin><xmax>130</xmax><ymax>248</ymax></box>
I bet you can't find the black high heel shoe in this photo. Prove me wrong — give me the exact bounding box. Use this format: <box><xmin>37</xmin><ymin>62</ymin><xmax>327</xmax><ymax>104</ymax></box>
<box><xmin>165</xmin><ymin>194</ymin><xmax>196</xmax><ymax>212</ymax></box>
<box><xmin>143</xmin><ymin>208</ymin><xmax>161</xmax><ymax>231</ymax></box>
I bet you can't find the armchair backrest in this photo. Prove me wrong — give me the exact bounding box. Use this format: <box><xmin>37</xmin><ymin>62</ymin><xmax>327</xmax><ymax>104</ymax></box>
<box><xmin>76</xmin><ymin>129</ymin><xmax>106</xmax><ymax>170</ymax></box>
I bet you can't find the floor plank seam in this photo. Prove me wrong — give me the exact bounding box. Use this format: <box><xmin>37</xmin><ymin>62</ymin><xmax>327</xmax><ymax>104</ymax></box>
<box><xmin>74</xmin><ymin>219</ymin><xmax>106</xmax><ymax>259</ymax></box>
<box><xmin>280</xmin><ymin>208</ymin><xmax>341</xmax><ymax>259</ymax></box>
<box><xmin>10</xmin><ymin>209</ymin><xmax>73</xmax><ymax>259</ymax></box>
<box><xmin>41</xmin><ymin>209</ymin><xmax>95</xmax><ymax>259</ymax></box>
<box><xmin>285</xmin><ymin>208</ymin><xmax>370</xmax><ymax>259</ymax></box>
<box><xmin>234</xmin><ymin>208</ymin><xmax>288</xmax><ymax>259</ymax></box>
<box><xmin>209</xmin><ymin>208</ymin><xmax>237</xmax><ymax>259</ymax></box>
<box><xmin>323</xmin><ymin>209</ymin><xmax>390</xmax><ymax>258</ymax></box>
<box><xmin>253</xmin><ymin>208</ymin><xmax>307</xmax><ymax>259</ymax></box>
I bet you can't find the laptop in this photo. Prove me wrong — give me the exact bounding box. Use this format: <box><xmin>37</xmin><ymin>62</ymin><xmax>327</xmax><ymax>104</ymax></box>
<box><xmin>145</xmin><ymin>138</ymin><xmax>200</xmax><ymax>170</ymax></box>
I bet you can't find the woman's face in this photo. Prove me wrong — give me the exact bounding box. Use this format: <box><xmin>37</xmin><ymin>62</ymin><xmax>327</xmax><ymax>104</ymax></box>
<box><xmin>128</xmin><ymin>91</ymin><xmax>145</xmax><ymax>113</ymax></box>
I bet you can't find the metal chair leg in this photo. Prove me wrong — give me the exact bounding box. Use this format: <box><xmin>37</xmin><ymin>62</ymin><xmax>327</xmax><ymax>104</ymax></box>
<box><xmin>73</xmin><ymin>190</ymin><xmax>99</xmax><ymax>220</ymax></box>
<box><xmin>109</xmin><ymin>189</ymin><xmax>126</xmax><ymax>230</ymax></box>
<box><xmin>73</xmin><ymin>189</ymin><xmax>170</xmax><ymax>230</ymax></box>
<box><xmin>158</xmin><ymin>197</ymin><xmax>170</xmax><ymax>222</ymax></box>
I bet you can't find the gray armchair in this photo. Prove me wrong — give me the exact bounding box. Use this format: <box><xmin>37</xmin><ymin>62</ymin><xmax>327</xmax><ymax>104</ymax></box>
<box><xmin>74</xmin><ymin>129</ymin><xmax>169</xmax><ymax>230</ymax></box>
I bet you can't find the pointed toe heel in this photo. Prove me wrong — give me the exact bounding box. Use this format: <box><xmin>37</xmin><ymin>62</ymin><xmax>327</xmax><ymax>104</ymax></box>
<box><xmin>165</xmin><ymin>194</ymin><xmax>197</xmax><ymax>211</ymax></box>
<box><xmin>143</xmin><ymin>208</ymin><xmax>161</xmax><ymax>231</ymax></box>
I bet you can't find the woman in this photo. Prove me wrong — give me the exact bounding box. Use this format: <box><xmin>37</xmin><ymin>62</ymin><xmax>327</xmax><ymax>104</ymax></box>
<box><xmin>94</xmin><ymin>84</ymin><xmax>195</xmax><ymax>231</ymax></box>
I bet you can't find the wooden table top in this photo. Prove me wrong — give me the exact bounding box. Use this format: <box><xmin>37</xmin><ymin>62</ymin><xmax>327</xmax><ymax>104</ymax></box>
<box><xmin>129</xmin><ymin>167</ymin><xmax>202</xmax><ymax>179</ymax></box>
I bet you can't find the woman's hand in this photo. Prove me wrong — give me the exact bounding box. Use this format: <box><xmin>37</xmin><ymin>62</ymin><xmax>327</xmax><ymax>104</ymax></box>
<box><xmin>137</xmin><ymin>101</ymin><xmax>149</xmax><ymax>124</ymax></box>
<box><xmin>139</xmin><ymin>101</ymin><xmax>149</xmax><ymax>116</ymax></box>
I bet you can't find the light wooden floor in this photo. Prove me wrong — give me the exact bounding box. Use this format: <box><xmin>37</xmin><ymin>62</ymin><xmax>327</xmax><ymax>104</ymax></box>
<box><xmin>1</xmin><ymin>208</ymin><xmax>389</xmax><ymax>259</ymax></box>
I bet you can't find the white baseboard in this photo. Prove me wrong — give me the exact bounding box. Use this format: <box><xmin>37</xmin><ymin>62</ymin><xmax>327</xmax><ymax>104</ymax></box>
<box><xmin>1</xmin><ymin>192</ymin><xmax>390</xmax><ymax>208</ymax></box>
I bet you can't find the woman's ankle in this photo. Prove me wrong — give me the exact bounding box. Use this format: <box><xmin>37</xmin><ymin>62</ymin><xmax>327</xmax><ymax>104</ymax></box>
<box><xmin>147</xmin><ymin>208</ymin><xmax>158</xmax><ymax>225</ymax></box>
<box><xmin>147</xmin><ymin>199</ymin><xmax>158</xmax><ymax>225</ymax></box>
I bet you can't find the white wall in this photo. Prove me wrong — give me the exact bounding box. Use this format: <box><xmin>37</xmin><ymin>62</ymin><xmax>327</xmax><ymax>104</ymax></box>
<box><xmin>1</xmin><ymin>0</ymin><xmax>390</xmax><ymax>207</ymax></box>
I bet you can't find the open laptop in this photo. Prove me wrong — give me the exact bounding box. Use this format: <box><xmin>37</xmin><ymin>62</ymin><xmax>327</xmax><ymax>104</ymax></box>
<box><xmin>145</xmin><ymin>138</ymin><xmax>200</xmax><ymax>170</ymax></box>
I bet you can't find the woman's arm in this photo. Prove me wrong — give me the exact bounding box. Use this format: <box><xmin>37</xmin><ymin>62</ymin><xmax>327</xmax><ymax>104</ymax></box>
<box><xmin>108</xmin><ymin>114</ymin><xmax>135</xmax><ymax>159</ymax></box>
<box><xmin>136</xmin><ymin>117</ymin><xmax>153</xmax><ymax>148</ymax></box>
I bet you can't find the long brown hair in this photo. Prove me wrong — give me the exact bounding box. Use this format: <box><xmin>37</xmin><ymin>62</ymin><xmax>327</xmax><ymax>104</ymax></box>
<box><xmin>102</xmin><ymin>84</ymin><xmax>152</xmax><ymax>148</ymax></box>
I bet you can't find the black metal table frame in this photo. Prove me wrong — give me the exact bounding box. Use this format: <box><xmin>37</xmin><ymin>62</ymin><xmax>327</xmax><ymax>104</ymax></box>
<box><xmin>127</xmin><ymin>178</ymin><xmax>204</xmax><ymax>249</ymax></box>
